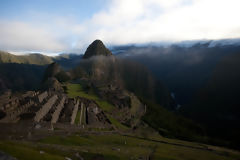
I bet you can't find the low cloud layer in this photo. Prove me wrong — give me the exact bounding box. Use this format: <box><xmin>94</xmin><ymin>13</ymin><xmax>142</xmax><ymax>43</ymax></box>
<box><xmin>0</xmin><ymin>0</ymin><xmax>240</xmax><ymax>54</ymax></box>
<box><xmin>0</xmin><ymin>21</ymin><xmax>67</xmax><ymax>52</ymax></box>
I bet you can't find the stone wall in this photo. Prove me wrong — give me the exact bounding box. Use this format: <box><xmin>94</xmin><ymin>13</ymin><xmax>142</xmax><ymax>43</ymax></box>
<box><xmin>51</xmin><ymin>96</ymin><xmax>66</xmax><ymax>123</ymax></box>
<box><xmin>0</xmin><ymin>100</ymin><xmax>34</xmax><ymax>123</ymax></box>
<box><xmin>70</xmin><ymin>100</ymin><xmax>79</xmax><ymax>124</ymax></box>
<box><xmin>22</xmin><ymin>91</ymin><xmax>39</xmax><ymax>98</ymax></box>
<box><xmin>34</xmin><ymin>95</ymin><xmax>58</xmax><ymax>122</ymax></box>
<box><xmin>38</xmin><ymin>91</ymin><xmax>48</xmax><ymax>103</ymax></box>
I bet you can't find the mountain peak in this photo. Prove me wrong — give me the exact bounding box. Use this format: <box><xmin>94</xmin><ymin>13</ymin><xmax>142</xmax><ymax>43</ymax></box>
<box><xmin>83</xmin><ymin>39</ymin><xmax>112</xmax><ymax>59</ymax></box>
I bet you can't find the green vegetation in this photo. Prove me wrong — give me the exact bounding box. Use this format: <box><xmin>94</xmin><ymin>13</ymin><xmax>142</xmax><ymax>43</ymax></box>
<box><xmin>67</xmin><ymin>83</ymin><xmax>114</xmax><ymax>112</ymax></box>
<box><xmin>1</xmin><ymin>133</ymin><xmax>239</xmax><ymax>160</ymax></box>
<box><xmin>74</xmin><ymin>110</ymin><xmax>81</xmax><ymax>124</ymax></box>
<box><xmin>67</xmin><ymin>83</ymin><xmax>129</xmax><ymax>130</ymax></box>
<box><xmin>55</xmin><ymin>71</ymin><xmax>71</xmax><ymax>82</ymax></box>
<box><xmin>108</xmin><ymin>115</ymin><xmax>129</xmax><ymax>130</ymax></box>
<box><xmin>181</xmin><ymin>52</ymin><xmax>240</xmax><ymax>149</ymax></box>
<box><xmin>141</xmin><ymin>99</ymin><xmax>206</xmax><ymax>142</ymax></box>
<box><xmin>0</xmin><ymin>141</ymin><xmax>64</xmax><ymax>160</ymax></box>
<box><xmin>35</xmin><ymin>133</ymin><xmax>240</xmax><ymax>160</ymax></box>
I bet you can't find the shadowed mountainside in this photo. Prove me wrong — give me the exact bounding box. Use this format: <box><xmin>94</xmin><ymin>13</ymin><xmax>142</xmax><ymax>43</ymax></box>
<box><xmin>83</xmin><ymin>40</ymin><xmax>112</xmax><ymax>59</ymax></box>
<box><xmin>70</xmin><ymin>40</ymin><xmax>206</xmax><ymax>142</ymax></box>
<box><xmin>181</xmin><ymin>52</ymin><xmax>240</xmax><ymax>148</ymax></box>
<box><xmin>113</xmin><ymin>43</ymin><xmax>240</xmax><ymax>149</ymax></box>
<box><xmin>0</xmin><ymin>63</ymin><xmax>46</xmax><ymax>91</ymax></box>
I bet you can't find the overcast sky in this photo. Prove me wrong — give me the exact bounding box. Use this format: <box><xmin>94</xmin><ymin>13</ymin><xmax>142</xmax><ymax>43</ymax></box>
<box><xmin>0</xmin><ymin>0</ymin><xmax>240</xmax><ymax>55</ymax></box>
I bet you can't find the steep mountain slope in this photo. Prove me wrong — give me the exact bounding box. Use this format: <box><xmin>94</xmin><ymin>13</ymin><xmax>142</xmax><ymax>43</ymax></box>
<box><xmin>181</xmin><ymin>52</ymin><xmax>240</xmax><ymax>148</ymax></box>
<box><xmin>114</xmin><ymin>44</ymin><xmax>240</xmax><ymax>149</ymax></box>
<box><xmin>83</xmin><ymin>40</ymin><xmax>112</xmax><ymax>59</ymax></box>
<box><xmin>71</xmin><ymin>40</ymin><xmax>205</xmax><ymax>141</ymax></box>
<box><xmin>0</xmin><ymin>63</ymin><xmax>46</xmax><ymax>91</ymax></box>
<box><xmin>116</xmin><ymin>44</ymin><xmax>240</xmax><ymax>106</ymax></box>
<box><xmin>0</xmin><ymin>52</ymin><xmax>81</xmax><ymax>92</ymax></box>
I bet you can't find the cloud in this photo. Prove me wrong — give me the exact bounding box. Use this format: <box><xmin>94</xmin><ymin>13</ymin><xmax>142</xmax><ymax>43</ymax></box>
<box><xmin>80</xmin><ymin>0</ymin><xmax>240</xmax><ymax>45</ymax></box>
<box><xmin>1</xmin><ymin>0</ymin><xmax>240</xmax><ymax>53</ymax></box>
<box><xmin>0</xmin><ymin>21</ymin><xmax>68</xmax><ymax>53</ymax></box>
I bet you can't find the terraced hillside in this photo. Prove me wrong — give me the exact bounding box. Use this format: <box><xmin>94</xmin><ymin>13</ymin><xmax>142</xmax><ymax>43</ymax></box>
<box><xmin>0</xmin><ymin>83</ymin><xmax>239</xmax><ymax>160</ymax></box>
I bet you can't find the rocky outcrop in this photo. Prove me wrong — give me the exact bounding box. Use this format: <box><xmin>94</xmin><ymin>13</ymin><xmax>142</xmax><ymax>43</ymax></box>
<box><xmin>83</xmin><ymin>40</ymin><xmax>112</xmax><ymax>59</ymax></box>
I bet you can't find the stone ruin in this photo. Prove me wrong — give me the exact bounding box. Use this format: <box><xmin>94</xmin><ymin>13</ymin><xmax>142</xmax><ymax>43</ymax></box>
<box><xmin>0</xmin><ymin>90</ymin><xmax>112</xmax><ymax>129</ymax></box>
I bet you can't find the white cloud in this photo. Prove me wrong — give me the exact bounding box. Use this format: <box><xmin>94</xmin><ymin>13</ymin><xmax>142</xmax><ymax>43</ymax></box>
<box><xmin>1</xmin><ymin>0</ymin><xmax>240</xmax><ymax>53</ymax></box>
<box><xmin>0</xmin><ymin>21</ymin><xmax>68</xmax><ymax>53</ymax></box>
<box><xmin>79</xmin><ymin>0</ymin><xmax>240</xmax><ymax>46</ymax></box>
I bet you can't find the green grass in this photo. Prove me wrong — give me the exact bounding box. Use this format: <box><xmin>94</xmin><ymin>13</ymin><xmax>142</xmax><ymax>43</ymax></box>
<box><xmin>40</xmin><ymin>135</ymin><xmax>94</xmax><ymax>146</ymax></box>
<box><xmin>0</xmin><ymin>141</ymin><xmax>64</xmax><ymax>160</ymax></box>
<box><xmin>1</xmin><ymin>133</ymin><xmax>239</xmax><ymax>160</ymax></box>
<box><xmin>87</xmin><ymin>127</ymin><xmax>113</xmax><ymax>132</ymax></box>
<box><xmin>39</xmin><ymin>134</ymin><xmax>153</xmax><ymax>159</ymax></box>
<box><xmin>37</xmin><ymin>134</ymin><xmax>240</xmax><ymax>160</ymax></box>
<box><xmin>67</xmin><ymin>83</ymin><xmax>114</xmax><ymax>112</ymax></box>
<box><xmin>67</xmin><ymin>83</ymin><xmax>129</xmax><ymax>131</ymax></box>
<box><xmin>67</xmin><ymin>83</ymin><xmax>97</xmax><ymax>99</ymax></box>
<box><xmin>74</xmin><ymin>110</ymin><xmax>81</xmax><ymax>124</ymax></box>
<box><xmin>108</xmin><ymin>115</ymin><xmax>129</xmax><ymax>130</ymax></box>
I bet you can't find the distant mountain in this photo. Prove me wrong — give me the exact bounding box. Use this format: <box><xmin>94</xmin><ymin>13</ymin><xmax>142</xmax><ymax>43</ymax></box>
<box><xmin>54</xmin><ymin>54</ymin><xmax>83</xmax><ymax>69</ymax></box>
<box><xmin>0</xmin><ymin>50</ymin><xmax>83</xmax><ymax>70</ymax></box>
<box><xmin>0</xmin><ymin>50</ymin><xmax>53</xmax><ymax>65</ymax></box>
<box><xmin>83</xmin><ymin>39</ymin><xmax>112</xmax><ymax>59</ymax></box>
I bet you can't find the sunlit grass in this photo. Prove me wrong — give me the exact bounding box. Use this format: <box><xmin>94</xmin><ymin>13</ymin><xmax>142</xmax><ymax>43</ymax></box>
<box><xmin>67</xmin><ymin>83</ymin><xmax>129</xmax><ymax>130</ymax></box>
<box><xmin>67</xmin><ymin>83</ymin><xmax>114</xmax><ymax>112</ymax></box>
<box><xmin>107</xmin><ymin>115</ymin><xmax>129</xmax><ymax>130</ymax></box>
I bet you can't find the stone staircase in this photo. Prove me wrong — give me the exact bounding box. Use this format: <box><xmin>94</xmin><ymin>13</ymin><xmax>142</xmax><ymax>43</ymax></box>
<box><xmin>34</xmin><ymin>95</ymin><xmax>58</xmax><ymax>122</ymax></box>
